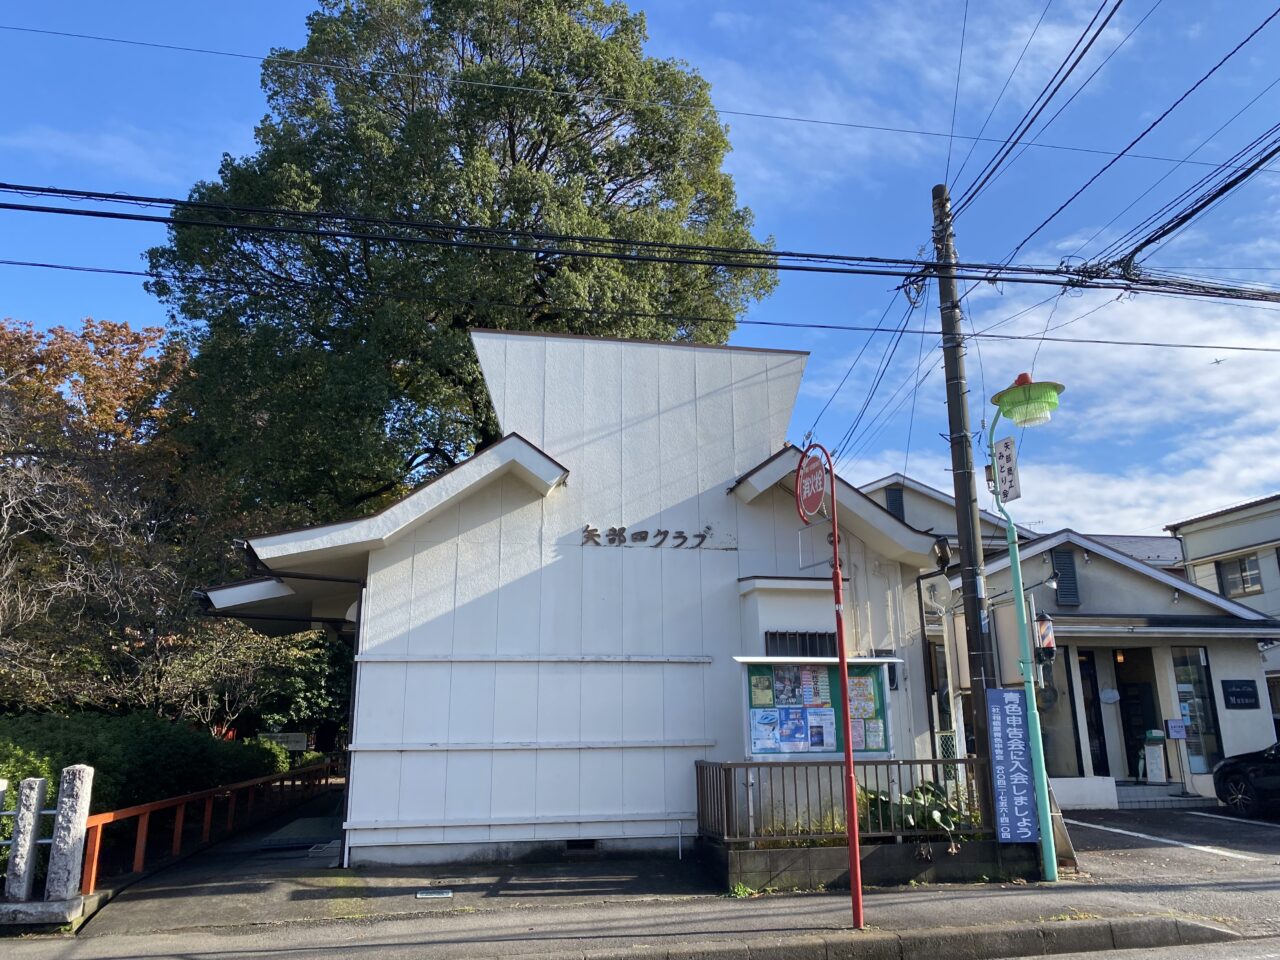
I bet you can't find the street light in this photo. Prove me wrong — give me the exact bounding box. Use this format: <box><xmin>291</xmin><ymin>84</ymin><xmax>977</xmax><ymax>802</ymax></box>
<box><xmin>988</xmin><ymin>371</ymin><xmax>1064</xmax><ymax>883</ymax></box>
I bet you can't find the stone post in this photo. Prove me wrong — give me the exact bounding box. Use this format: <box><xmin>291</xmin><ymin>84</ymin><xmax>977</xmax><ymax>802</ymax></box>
<box><xmin>5</xmin><ymin>777</ymin><xmax>48</xmax><ymax>902</ymax></box>
<box><xmin>45</xmin><ymin>766</ymin><xmax>94</xmax><ymax>902</ymax></box>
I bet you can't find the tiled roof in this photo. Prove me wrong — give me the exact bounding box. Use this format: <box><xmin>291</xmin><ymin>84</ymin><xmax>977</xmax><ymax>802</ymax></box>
<box><xmin>1087</xmin><ymin>534</ymin><xmax>1184</xmax><ymax>567</ymax></box>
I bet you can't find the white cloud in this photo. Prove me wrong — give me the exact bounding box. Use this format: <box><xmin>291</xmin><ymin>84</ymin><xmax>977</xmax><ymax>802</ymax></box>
<box><xmin>688</xmin><ymin>0</ymin><xmax>1143</xmax><ymax>206</ymax></box>
<box><xmin>837</xmin><ymin>282</ymin><xmax>1280</xmax><ymax>536</ymax></box>
<box><xmin>0</xmin><ymin>124</ymin><xmax>191</xmax><ymax>187</ymax></box>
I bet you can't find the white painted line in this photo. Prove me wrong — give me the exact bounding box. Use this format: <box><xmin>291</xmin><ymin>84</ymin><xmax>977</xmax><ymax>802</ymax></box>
<box><xmin>1064</xmin><ymin>818</ymin><xmax>1262</xmax><ymax>861</ymax></box>
<box><xmin>1186</xmin><ymin>810</ymin><xmax>1280</xmax><ymax>831</ymax></box>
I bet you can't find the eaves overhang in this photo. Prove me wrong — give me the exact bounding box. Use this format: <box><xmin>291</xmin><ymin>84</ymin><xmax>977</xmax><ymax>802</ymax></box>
<box><xmin>730</xmin><ymin>446</ymin><xmax>938</xmax><ymax>568</ymax></box>
<box><xmin>248</xmin><ymin>433</ymin><xmax>568</xmax><ymax>569</ymax></box>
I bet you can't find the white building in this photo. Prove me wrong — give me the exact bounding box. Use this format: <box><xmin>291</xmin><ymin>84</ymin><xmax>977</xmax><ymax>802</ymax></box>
<box><xmin>1169</xmin><ymin>494</ymin><xmax>1280</xmax><ymax>737</ymax></box>
<box><xmin>204</xmin><ymin>330</ymin><xmax>940</xmax><ymax>865</ymax></box>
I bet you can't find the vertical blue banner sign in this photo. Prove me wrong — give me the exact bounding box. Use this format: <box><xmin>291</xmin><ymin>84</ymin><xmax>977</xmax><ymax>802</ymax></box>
<box><xmin>986</xmin><ymin>687</ymin><xmax>1040</xmax><ymax>844</ymax></box>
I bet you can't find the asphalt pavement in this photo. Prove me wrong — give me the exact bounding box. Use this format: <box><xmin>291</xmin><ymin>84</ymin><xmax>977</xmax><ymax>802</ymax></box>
<box><xmin>4</xmin><ymin>804</ymin><xmax>1276</xmax><ymax>960</ymax></box>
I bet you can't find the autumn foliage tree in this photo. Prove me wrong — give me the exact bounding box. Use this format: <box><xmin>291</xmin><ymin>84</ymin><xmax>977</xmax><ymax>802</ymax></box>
<box><xmin>0</xmin><ymin>317</ymin><xmax>325</xmax><ymax>731</ymax></box>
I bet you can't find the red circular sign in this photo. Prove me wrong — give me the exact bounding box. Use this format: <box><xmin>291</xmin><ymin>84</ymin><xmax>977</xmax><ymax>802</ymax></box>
<box><xmin>796</xmin><ymin>451</ymin><xmax>827</xmax><ymax>522</ymax></box>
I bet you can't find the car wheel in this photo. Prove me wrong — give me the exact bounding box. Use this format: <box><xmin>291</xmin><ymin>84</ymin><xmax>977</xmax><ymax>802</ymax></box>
<box><xmin>1223</xmin><ymin>774</ymin><xmax>1259</xmax><ymax>818</ymax></box>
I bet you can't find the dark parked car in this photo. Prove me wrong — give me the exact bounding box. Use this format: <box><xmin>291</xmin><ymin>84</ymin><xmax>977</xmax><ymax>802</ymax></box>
<box><xmin>1213</xmin><ymin>742</ymin><xmax>1280</xmax><ymax>817</ymax></box>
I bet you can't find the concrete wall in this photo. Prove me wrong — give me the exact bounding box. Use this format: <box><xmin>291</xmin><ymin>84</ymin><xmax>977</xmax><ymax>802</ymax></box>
<box><xmin>1027</xmin><ymin>545</ymin><xmax>1206</xmax><ymax>619</ymax></box>
<box><xmin>346</xmin><ymin>334</ymin><xmax>929</xmax><ymax>864</ymax></box>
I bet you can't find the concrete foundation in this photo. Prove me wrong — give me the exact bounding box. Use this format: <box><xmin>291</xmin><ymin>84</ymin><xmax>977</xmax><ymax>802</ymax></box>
<box><xmin>349</xmin><ymin>835</ymin><xmax>683</xmax><ymax>867</ymax></box>
<box><xmin>700</xmin><ymin>839</ymin><xmax>1039</xmax><ymax>891</ymax></box>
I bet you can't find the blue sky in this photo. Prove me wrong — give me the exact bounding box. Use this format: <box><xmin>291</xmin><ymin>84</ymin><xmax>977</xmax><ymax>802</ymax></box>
<box><xmin>4</xmin><ymin>0</ymin><xmax>1280</xmax><ymax>535</ymax></box>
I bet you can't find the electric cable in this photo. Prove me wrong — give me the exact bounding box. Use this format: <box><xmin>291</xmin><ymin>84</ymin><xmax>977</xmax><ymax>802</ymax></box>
<box><xmin>948</xmin><ymin>0</ymin><xmax>1055</xmax><ymax>191</ymax></box>
<box><xmin>944</xmin><ymin>0</ymin><xmax>970</xmax><ymax>185</ymax></box>
<box><xmin>1003</xmin><ymin>5</ymin><xmax>1280</xmax><ymax>261</ymax></box>
<box><xmin>3</xmin><ymin>22</ymin><xmax>1279</xmax><ymax>175</ymax></box>
<box><xmin>3</xmin><ymin>256</ymin><xmax>1277</xmax><ymax>352</ymax></box>
<box><xmin>957</xmin><ymin>0</ymin><xmax>1164</xmax><ymax>217</ymax></box>
<box><xmin>952</xmin><ymin>0</ymin><xmax>1124</xmax><ymax>216</ymax></box>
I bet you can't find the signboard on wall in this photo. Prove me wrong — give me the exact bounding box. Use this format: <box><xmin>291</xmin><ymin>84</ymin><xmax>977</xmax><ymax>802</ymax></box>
<box><xmin>745</xmin><ymin>663</ymin><xmax>890</xmax><ymax>757</ymax></box>
<box><xmin>260</xmin><ymin>732</ymin><xmax>308</xmax><ymax>752</ymax></box>
<box><xmin>1221</xmin><ymin>679</ymin><xmax>1260</xmax><ymax>709</ymax></box>
<box><xmin>986</xmin><ymin>687</ymin><xmax>1040</xmax><ymax>844</ymax></box>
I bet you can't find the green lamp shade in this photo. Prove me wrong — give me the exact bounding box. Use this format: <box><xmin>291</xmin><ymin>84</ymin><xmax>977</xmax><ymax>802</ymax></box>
<box><xmin>991</xmin><ymin>377</ymin><xmax>1064</xmax><ymax>427</ymax></box>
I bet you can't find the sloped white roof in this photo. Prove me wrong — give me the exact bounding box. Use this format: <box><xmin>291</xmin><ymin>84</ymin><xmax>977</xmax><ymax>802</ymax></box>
<box><xmin>248</xmin><ymin>433</ymin><xmax>568</xmax><ymax>569</ymax></box>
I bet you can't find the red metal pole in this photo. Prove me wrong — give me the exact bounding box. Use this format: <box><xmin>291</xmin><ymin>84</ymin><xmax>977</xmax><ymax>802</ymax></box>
<box><xmin>799</xmin><ymin>444</ymin><xmax>863</xmax><ymax>930</ymax></box>
<box><xmin>823</xmin><ymin>448</ymin><xmax>864</xmax><ymax>930</ymax></box>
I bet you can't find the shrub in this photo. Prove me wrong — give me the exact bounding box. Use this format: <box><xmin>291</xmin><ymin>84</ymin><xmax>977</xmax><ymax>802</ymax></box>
<box><xmin>0</xmin><ymin>713</ymin><xmax>285</xmax><ymax>812</ymax></box>
<box><xmin>241</xmin><ymin>736</ymin><xmax>291</xmax><ymax>774</ymax></box>
<box><xmin>294</xmin><ymin>750</ymin><xmax>326</xmax><ymax>768</ymax></box>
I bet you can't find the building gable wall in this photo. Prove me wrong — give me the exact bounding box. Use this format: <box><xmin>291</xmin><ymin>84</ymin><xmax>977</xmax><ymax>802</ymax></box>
<box><xmin>345</xmin><ymin>335</ymin><xmax>939</xmax><ymax>860</ymax></box>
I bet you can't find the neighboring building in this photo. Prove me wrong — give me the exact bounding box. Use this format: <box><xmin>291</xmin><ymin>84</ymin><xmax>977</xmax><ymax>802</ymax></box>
<box><xmin>953</xmin><ymin>530</ymin><xmax>1278</xmax><ymax>808</ymax></box>
<box><xmin>1169</xmin><ymin>494</ymin><xmax>1280</xmax><ymax>737</ymax></box>
<box><xmin>203</xmin><ymin>330</ymin><xmax>940</xmax><ymax>866</ymax></box>
<box><xmin>860</xmin><ymin>472</ymin><xmax>1034</xmax><ymax>550</ymax></box>
<box><xmin>1086</xmin><ymin>535</ymin><xmax>1184</xmax><ymax>576</ymax></box>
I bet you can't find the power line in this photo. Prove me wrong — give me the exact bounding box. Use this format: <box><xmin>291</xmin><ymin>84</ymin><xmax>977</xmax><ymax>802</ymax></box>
<box><xmin>806</xmin><ymin>295</ymin><xmax>900</xmax><ymax>437</ymax></box>
<box><xmin>1068</xmin><ymin>74</ymin><xmax>1280</xmax><ymax>262</ymax></box>
<box><xmin>1100</xmin><ymin>125</ymin><xmax>1280</xmax><ymax>268</ymax></box>
<box><xmin>7</xmin><ymin>256</ymin><xmax>1279</xmax><ymax>353</ymax></box>
<box><xmin>8</xmin><ymin>191</ymin><xmax>1280</xmax><ymax>305</ymax></box>
<box><xmin>944</xmin><ymin>0</ymin><xmax>970</xmax><ymax>185</ymax></box>
<box><xmin>0</xmin><ymin>181</ymin><xmax>1106</xmax><ymax>278</ymax></box>
<box><xmin>832</xmin><ymin>300</ymin><xmax>918</xmax><ymax>458</ymax></box>
<box><xmin>3</xmin><ymin>22</ymin><xmax>1280</xmax><ymax>177</ymax></box>
<box><xmin>957</xmin><ymin>0</ymin><xmax>1164</xmax><ymax>217</ymax></box>
<box><xmin>1004</xmin><ymin>5</ymin><xmax>1280</xmax><ymax>261</ymax></box>
<box><xmin>903</xmin><ymin>283</ymin><xmax>931</xmax><ymax>477</ymax></box>
<box><xmin>952</xmin><ymin>0</ymin><xmax>1126</xmax><ymax>216</ymax></box>
<box><xmin>948</xmin><ymin>0</ymin><xmax>1055</xmax><ymax>191</ymax></box>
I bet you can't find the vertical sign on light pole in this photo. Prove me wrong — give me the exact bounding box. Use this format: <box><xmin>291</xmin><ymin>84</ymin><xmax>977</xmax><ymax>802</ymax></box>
<box><xmin>993</xmin><ymin>437</ymin><xmax>1021</xmax><ymax>503</ymax></box>
<box><xmin>795</xmin><ymin>444</ymin><xmax>864</xmax><ymax>930</ymax></box>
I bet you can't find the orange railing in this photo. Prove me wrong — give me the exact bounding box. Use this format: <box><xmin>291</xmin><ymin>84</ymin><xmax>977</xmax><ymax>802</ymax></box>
<box><xmin>80</xmin><ymin>760</ymin><xmax>338</xmax><ymax>894</ymax></box>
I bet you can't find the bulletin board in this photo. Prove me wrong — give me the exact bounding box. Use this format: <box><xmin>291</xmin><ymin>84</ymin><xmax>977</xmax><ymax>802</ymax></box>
<box><xmin>745</xmin><ymin>662</ymin><xmax>891</xmax><ymax>759</ymax></box>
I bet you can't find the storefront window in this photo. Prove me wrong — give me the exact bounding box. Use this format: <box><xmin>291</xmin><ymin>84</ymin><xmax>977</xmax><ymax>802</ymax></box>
<box><xmin>1172</xmin><ymin>646</ymin><xmax>1224</xmax><ymax>773</ymax></box>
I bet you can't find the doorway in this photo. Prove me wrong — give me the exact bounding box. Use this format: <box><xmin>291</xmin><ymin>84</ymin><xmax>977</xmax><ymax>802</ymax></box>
<box><xmin>1076</xmin><ymin>650</ymin><xmax>1110</xmax><ymax>777</ymax></box>
<box><xmin>1112</xmin><ymin>647</ymin><xmax>1158</xmax><ymax>780</ymax></box>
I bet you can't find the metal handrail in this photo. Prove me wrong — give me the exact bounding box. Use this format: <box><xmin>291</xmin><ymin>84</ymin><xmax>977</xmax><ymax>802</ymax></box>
<box><xmin>80</xmin><ymin>760</ymin><xmax>337</xmax><ymax>894</ymax></box>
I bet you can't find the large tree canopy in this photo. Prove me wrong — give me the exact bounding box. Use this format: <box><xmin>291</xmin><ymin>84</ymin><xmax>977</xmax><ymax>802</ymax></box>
<box><xmin>149</xmin><ymin>0</ymin><xmax>775</xmax><ymax>523</ymax></box>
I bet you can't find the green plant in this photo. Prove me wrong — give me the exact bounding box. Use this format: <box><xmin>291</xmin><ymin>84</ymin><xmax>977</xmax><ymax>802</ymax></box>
<box><xmin>727</xmin><ymin>882</ymin><xmax>757</xmax><ymax>899</ymax></box>
<box><xmin>0</xmin><ymin>712</ymin><xmax>286</xmax><ymax>811</ymax></box>
<box><xmin>242</xmin><ymin>736</ymin><xmax>291</xmax><ymax>774</ymax></box>
<box><xmin>294</xmin><ymin>750</ymin><xmax>326</xmax><ymax>768</ymax></box>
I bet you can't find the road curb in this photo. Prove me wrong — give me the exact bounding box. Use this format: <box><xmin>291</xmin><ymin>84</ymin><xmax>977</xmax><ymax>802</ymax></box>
<box><xmin>528</xmin><ymin>916</ymin><xmax>1238</xmax><ymax>960</ymax></box>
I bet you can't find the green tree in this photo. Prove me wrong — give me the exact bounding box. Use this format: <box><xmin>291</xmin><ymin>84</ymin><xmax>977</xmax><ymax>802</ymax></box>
<box><xmin>149</xmin><ymin>0</ymin><xmax>775</xmax><ymax>523</ymax></box>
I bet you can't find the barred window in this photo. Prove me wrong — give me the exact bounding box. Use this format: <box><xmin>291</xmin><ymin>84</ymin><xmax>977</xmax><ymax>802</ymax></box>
<box><xmin>764</xmin><ymin>631</ymin><xmax>838</xmax><ymax>658</ymax></box>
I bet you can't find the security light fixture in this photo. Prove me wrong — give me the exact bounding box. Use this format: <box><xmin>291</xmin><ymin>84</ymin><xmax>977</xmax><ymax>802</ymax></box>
<box><xmin>991</xmin><ymin>372</ymin><xmax>1065</xmax><ymax>428</ymax></box>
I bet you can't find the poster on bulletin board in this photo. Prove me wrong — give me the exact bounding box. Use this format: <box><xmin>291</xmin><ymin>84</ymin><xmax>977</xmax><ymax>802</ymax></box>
<box><xmin>745</xmin><ymin>663</ymin><xmax>890</xmax><ymax>758</ymax></box>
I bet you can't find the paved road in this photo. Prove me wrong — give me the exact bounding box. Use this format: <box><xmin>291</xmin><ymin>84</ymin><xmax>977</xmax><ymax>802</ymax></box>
<box><xmin>5</xmin><ymin>807</ymin><xmax>1275</xmax><ymax>960</ymax></box>
<box><xmin>1065</xmin><ymin>808</ymin><xmax>1280</xmax><ymax>938</ymax></box>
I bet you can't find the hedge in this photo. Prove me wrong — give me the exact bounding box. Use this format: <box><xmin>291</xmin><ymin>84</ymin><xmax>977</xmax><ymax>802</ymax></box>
<box><xmin>0</xmin><ymin>713</ymin><xmax>290</xmax><ymax>813</ymax></box>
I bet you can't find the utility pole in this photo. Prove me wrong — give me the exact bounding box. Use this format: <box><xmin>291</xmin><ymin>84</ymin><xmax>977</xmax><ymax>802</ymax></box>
<box><xmin>930</xmin><ymin>184</ymin><xmax>999</xmax><ymax>800</ymax></box>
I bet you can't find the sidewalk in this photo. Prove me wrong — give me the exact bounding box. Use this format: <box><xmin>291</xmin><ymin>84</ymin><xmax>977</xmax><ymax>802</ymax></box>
<box><xmin>4</xmin><ymin>801</ymin><xmax>1252</xmax><ymax>960</ymax></box>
